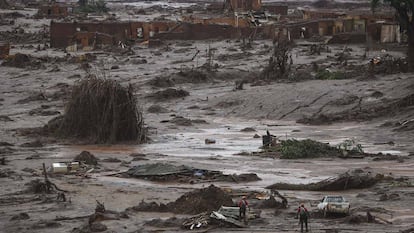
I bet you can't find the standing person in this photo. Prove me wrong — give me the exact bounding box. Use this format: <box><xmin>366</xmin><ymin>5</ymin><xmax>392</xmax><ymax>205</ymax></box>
<box><xmin>297</xmin><ymin>203</ymin><xmax>309</xmax><ymax>232</ymax></box>
<box><xmin>238</xmin><ymin>196</ymin><xmax>249</xmax><ymax>224</ymax></box>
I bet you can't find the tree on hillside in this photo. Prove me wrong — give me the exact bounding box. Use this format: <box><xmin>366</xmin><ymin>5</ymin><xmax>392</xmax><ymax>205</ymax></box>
<box><xmin>372</xmin><ymin>0</ymin><xmax>414</xmax><ymax>70</ymax></box>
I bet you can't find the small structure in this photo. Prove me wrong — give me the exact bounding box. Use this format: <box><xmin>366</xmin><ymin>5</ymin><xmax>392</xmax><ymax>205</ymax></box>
<box><xmin>368</xmin><ymin>22</ymin><xmax>401</xmax><ymax>43</ymax></box>
<box><xmin>0</xmin><ymin>41</ymin><xmax>10</xmax><ymax>59</ymax></box>
<box><xmin>37</xmin><ymin>3</ymin><xmax>68</xmax><ymax>18</ymax></box>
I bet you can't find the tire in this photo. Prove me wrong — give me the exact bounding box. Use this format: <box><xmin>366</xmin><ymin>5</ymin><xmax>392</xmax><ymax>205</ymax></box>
<box><xmin>323</xmin><ymin>208</ymin><xmax>327</xmax><ymax>218</ymax></box>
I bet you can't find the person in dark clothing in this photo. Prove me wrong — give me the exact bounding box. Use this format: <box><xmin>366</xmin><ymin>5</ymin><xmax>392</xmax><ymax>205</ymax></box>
<box><xmin>238</xmin><ymin>196</ymin><xmax>249</xmax><ymax>224</ymax></box>
<box><xmin>297</xmin><ymin>203</ymin><xmax>309</xmax><ymax>232</ymax></box>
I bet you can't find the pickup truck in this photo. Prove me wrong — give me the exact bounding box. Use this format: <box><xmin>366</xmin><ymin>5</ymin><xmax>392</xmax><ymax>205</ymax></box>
<box><xmin>317</xmin><ymin>195</ymin><xmax>350</xmax><ymax>217</ymax></box>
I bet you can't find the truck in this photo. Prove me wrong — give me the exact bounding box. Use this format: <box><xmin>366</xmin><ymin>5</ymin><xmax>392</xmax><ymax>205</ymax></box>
<box><xmin>317</xmin><ymin>195</ymin><xmax>350</xmax><ymax>217</ymax></box>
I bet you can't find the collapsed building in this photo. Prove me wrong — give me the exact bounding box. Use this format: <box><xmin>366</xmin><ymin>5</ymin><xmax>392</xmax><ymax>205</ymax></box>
<box><xmin>49</xmin><ymin>0</ymin><xmax>402</xmax><ymax>50</ymax></box>
<box><xmin>273</xmin><ymin>8</ymin><xmax>400</xmax><ymax>43</ymax></box>
<box><xmin>50</xmin><ymin>20</ymin><xmax>277</xmax><ymax>49</ymax></box>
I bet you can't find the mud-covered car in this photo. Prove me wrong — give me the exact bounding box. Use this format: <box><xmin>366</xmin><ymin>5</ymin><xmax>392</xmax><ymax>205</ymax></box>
<box><xmin>317</xmin><ymin>196</ymin><xmax>350</xmax><ymax>217</ymax></box>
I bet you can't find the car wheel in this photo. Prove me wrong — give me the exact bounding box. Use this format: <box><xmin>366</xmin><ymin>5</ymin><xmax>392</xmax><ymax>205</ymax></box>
<box><xmin>323</xmin><ymin>208</ymin><xmax>327</xmax><ymax>218</ymax></box>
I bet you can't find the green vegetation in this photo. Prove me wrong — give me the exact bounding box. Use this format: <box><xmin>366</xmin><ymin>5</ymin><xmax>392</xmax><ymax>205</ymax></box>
<box><xmin>315</xmin><ymin>69</ymin><xmax>346</xmax><ymax>80</ymax></box>
<box><xmin>279</xmin><ymin>139</ymin><xmax>342</xmax><ymax>159</ymax></box>
<box><xmin>259</xmin><ymin>138</ymin><xmax>366</xmax><ymax>159</ymax></box>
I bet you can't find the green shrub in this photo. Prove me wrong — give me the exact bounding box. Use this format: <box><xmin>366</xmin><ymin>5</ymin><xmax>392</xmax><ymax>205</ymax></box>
<box><xmin>315</xmin><ymin>70</ymin><xmax>346</xmax><ymax>80</ymax></box>
<box><xmin>280</xmin><ymin>139</ymin><xmax>342</xmax><ymax>159</ymax></box>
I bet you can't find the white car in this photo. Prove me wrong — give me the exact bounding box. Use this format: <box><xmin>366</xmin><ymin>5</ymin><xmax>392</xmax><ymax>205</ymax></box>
<box><xmin>317</xmin><ymin>196</ymin><xmax>350</xmax><ymax>217</ymax></box>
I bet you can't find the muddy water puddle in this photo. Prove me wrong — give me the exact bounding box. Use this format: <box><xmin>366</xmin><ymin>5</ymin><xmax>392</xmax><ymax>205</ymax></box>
<box><xmin>57</xmin><ymin>117</ymin><xmax>411</xmax><ymax>190</ymax></box>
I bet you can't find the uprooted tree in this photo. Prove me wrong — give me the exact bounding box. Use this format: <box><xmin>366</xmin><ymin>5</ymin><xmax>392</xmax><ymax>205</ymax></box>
<box><xmin>261</xmin><ymin>40</ymin><xmax>292</xmax><ymax>80</ymax></box>
<box><xmin>52</xmin><ymin>76</ymin><xmax>145</xmax><ymax>144</ymax></box>
<box><xmin>372</xmin><ymin>0</ymin><xmax>414</xmax><ymax>70</ymax></box>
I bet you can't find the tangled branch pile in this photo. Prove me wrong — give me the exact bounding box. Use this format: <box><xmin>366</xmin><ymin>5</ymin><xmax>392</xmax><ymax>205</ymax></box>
<box><xmin>56</xmin><ymin>76</ymin><xmax>145</xmax><ymax>143</ymax></box>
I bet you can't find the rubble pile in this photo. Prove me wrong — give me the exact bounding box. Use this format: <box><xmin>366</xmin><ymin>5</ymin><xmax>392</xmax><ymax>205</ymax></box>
<box><xmin>125</xmin><ymin>162</ymin><xmax>260</xmax><ymax>183</ymax></box>
<box><xmin>127</xmin><ymin>185</ymin><xmax>234</xmax><ymax>215</ymax></box>
<box><xmin>168</xmin><ymin>185</ymin><xmax>234</xmax><ymax>214</ymax></box>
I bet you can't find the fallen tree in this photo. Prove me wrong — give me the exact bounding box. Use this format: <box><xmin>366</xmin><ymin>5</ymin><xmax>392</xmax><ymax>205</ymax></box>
<box><xmin>266</xmin><ymin>169</ymin><xmax>380</xmax><ymax>191</ymax></box>
<box><xmin>48</xmin><ymin>76</ymin><xmax>145</xmax><ymax>144</ymax></box>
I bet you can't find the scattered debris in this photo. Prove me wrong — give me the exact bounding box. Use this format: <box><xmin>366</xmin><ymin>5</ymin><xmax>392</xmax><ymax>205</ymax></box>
<box><xmin>17</xmin><ymin>92</ymin><xmax>46</xmax><ymax>104</ymax></box>
<box><xmin>147</xmin><ymin>104</ymin><xmax>169</xmax><ymax>113</ymax></box>
<box><xmin>2</xmin><ymin>53</ymin><xmax>43</xmax><ymax>69</ymax></box>
<box><xmin>0</xmin><ymin>168</ymin><xmax>15</xmax><ymax>177</ymax></box>
<box><xmin>102</xmin><ymin>157</ymin><xmax>121</xmax><ymax>163</ymax></box>
<box><xmin>25</xmin><ymin>164</ymin><xmax>67</xmax><ymax>194</ymax></box>
<box><xmin>10</xmin><ymin>212</ymin><xmax>30</xmax><ymax>221</ymax></box>
<box><xmin>149</xmin><ymin>88</ymin><xmax>189</xmax><ymax>101</ymax></box>
<box><xmin>344</xmin><ymin>211</ymin><xmax>392</xmax><ymax>224</ymax></box>
<box><xmin>0</xmin><ymin>141</ymin><xmax>13</xmax><ymax>146</ymax></box>
<box><xmin>369</xmin><ymin>55</ymin><xmax>409</xmax><ymax>74</ymax></box>
<box><xmin>0</xmin><ymin>115</ymin><xmax>13</xmax><ymax>122</ymax></box>
<box><xmin>32</xmin><ymin>220</ymin><xmax>62</xmax><ymax>229</ymax></box>
<box><xmin>20</xmin><ymin>140</ymin><xmax>43</xmax><ymax>148</ymax></box>
<box><xmin>145</xmin><ymin>217</ymin><xmax>183</xmax><ymax>228</ymax></box>
<box><xmin>240</xmin><ymin>127</ymin><xmax>256</xmax><ymax>132</ymax></box>
<box><xmin>182</xmin><ymin>213</ymin><xmax>210</xmax><ymax>230</ymax></box>
<box><xmin>129</xmin><ymin>153</ymin><xmax>147</xmax><ymax>161</ymax></box>
<box><xmin>205</xmin><ymin>138</ymin><xmax>216</xmax><ymax>144</ymax></box>
<box><xmin>170</xmin><ymin>116</ymin><xmax>193</xmax><ymax>126</ymax></box>
<box><xmin>124</xmin><ymin>163</ymin><xmax>260</xmax><ymax>184</ymax></box>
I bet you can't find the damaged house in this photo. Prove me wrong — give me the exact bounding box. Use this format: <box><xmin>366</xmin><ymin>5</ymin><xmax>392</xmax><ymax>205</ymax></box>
<box><xmin>50</xmin><ymin>19</ymin><xmax>275</xmax><ymax>50</ymax></box>
<box><xmin>273</xmin><ymin>8</ymin><xmax>400</xmax><ymax>44</ymax></box>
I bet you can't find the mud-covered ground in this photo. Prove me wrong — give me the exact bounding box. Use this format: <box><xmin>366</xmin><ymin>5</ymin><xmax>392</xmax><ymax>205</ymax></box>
<box><xmin>1</xmin><ymin>2</ymin><xmax>414</xmax><ymax>233</ymax></box>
